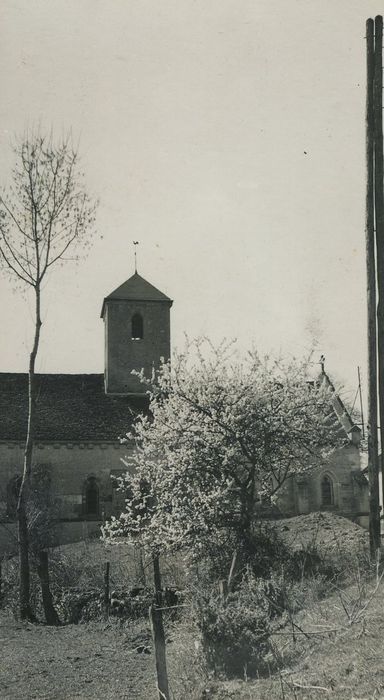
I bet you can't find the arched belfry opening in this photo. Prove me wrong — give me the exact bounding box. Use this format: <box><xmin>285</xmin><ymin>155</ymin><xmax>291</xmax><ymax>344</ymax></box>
<box><xmin>101</xmin><ymin>272</ymin><xmax>172</xmax><ymax>395</ymax></box>
<box><xmin>131</xmin><ymin>313</ymin><xmax>143</xmax><ymax>340</ymax></box>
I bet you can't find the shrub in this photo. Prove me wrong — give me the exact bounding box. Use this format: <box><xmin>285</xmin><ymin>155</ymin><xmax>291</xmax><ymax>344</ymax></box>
<box><xmin>53</xmin><ymin>587</ymin><xmax>101</xmax><ymax>623</ymax></box>
<box><xmin>196</xmin><ymin>571</ymin><xmax>273</xmax><ymax>678</ymax></box>
<box><xmin>166</xmin><ymin>613</ymin><xmax>210</xmax><ymax>699</ymax></box>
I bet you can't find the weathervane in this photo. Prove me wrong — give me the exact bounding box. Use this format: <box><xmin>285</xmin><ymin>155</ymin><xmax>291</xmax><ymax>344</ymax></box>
<box><xmin>133</xmin><ymin>241</ymin><xmax>139</xmax><ymax>273</ymax></box>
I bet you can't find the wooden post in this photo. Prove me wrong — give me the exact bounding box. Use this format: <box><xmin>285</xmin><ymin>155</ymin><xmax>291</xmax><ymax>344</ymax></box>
<box><xmin>36</xmin><ymin>550</ymin><xmax>61</xmax><ymax>626</ymax></box>
<box><xmin>374</xmin><ymin>15</ymin><xmax>384</xmax><ymax>521</ymax></box>
<box><xmin>149</xmin><ymin>604</ymin><xmax>170</xmax><ymax>700</ymax></box>
<box><xmin>103</xmin><ymin>561</ymin><xmax>110</xmax><ymax>620</ymax></box>
<box><xmin>149</xmin><ymin>553</ymin><xmax>170</xmax><ymax>699</ymax></box>
<box><xmin>227</xmin><ymin>549</ymin><xmax>238</xmax><ymax>595</ymax></box>
<box><xmin>153</xmin><ymin>554</ymin><xmax>162</xmax><ymax>606</ymax></box>
<box><xmin>366</xmin><ymin>17</ymin><xmax>381</xmax><ymax>554</ymax></box>
<box><xmin>219</xmin><ymin>579</ymin><xmax>228</xmax><ymax>601</ymax></box>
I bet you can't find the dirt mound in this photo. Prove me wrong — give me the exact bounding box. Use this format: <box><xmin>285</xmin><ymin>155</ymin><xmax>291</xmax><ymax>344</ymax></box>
<box><xmin>273</xmin><ymin>511</ymin><xmax>369</xmax><ymax>561</ymax></box>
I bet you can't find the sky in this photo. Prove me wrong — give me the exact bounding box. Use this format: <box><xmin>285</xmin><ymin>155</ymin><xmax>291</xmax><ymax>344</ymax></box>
<box><xmin>0</xmin><ymin>0</ymin><xmax>381</xmax><ymax>407</ymax></box>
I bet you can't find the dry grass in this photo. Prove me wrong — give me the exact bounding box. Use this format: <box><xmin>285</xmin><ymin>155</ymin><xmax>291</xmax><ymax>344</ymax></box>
<box><xmin>0</xmin><ymin>514</ymin><xmax>378</xmax><ymax>699</ymax></box>
<box><xmin>273</xmin><ymin>511</ymin><xmax>369</xmax><ymax>561</ymax></box>
<box><xmin>201</xmin><ymin>571</ymin><xmax>384</xmax><ymax>699</ymax></box>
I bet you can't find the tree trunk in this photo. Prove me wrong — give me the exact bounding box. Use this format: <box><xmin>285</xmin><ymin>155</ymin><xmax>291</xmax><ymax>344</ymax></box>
<box><xmin>17</xmin><ymin>494</ymin><xmax>35</xmax><ymax>621</ymax></box>
<box><xmin>17</xmin><ymin>283</ymin><xmax>42</xmax><ymax>621</ymax></box>
<box><xmin>36</xmin><ymin>550</ymin><xmax>61</xmax><ymax>626</ymax></box>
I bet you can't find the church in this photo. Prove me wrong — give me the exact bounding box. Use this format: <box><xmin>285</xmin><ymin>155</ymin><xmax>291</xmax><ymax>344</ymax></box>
<box><xmin>0</xmin><ymin>272</ymin><xmax>369</xmax><ymax>555</ymax></box>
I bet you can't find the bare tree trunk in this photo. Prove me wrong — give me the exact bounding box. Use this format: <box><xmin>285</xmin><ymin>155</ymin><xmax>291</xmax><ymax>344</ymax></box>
<box><xmin>36</xmin><ymin>550</ymin><xmax>61</xmax><ymax>626</ymax></box>
<box><xmin>17</xmin><ymin>284</ymin><xmax>42</xmax><ymax>621</ymax></box>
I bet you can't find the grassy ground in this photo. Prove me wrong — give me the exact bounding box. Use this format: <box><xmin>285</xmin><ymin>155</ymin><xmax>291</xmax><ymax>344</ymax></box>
<box><xmin>2</xmin><ymin>575</ymin><xmax>384</xmax><ymax>700</ymax></box>
<box><xmin>0</xmin><ymin>513</ymin><xmax>380</xmax><ymax>700</ymax></box>
<box><xmin>207</xmin><ymin>574</ymin><xmax>384</xmax><ymax>700</ymax></box>
<box><xmin>0</xmin><ymin>613</ymin><xmax>156</xmax><ymax>700</ymax></box>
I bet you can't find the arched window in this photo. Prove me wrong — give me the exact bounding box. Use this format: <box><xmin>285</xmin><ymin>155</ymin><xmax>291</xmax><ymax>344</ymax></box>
<box><xmin>131</xmin><ymin>313</ymin><xmax>143</xmax><ymax>340</ymax></box>
<box><xmin>84</xmin><ymin>476</ymin><xmax>100</xmax><ymax>517</ymax></box>
<box><xmin>321</xmin><ymin>475</ymin><xmax>334</xmax><ymax>507</ymax></box>
<box><xmin>6</xmin><ymin>475</ymin><xmax>22</xmax><ymax>518</ymax></box>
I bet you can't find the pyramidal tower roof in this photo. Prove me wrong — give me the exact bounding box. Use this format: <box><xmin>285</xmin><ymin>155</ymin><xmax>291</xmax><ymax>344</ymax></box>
<box><xmin>101</xmin><ymin>272</ymin><xmax>172</xmax><ymax>317</ymax></box>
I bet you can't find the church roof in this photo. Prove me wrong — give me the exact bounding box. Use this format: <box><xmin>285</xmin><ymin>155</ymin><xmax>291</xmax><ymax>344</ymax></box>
<box><xmin>320</xmin><ymin>371</ymin><xmax>361</xmax><ymax>438</ymax></box>
<box><xmin>101</xmin><ymin>273</ymin><xmax>172</xmax><ymax>317</ymax></box>
<box><xmin>0</xmin><ymin>369</ymin><xmax>360</xmax><ymax>445</ymax></box>
<box><xmin>0</xmin><ymin>373</ymin><xmax>149</xmax><ymax>442</ymax></box>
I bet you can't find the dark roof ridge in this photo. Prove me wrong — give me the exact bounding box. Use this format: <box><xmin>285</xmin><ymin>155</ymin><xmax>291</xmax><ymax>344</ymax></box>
<box><xmin>0</xmin><ymin>372</ymin><xmax>104</xmax><ymax>378</ymax></box>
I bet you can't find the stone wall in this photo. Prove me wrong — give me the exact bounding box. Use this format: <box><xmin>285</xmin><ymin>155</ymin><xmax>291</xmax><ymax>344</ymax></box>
<box><xmin>104</xmin><ymin>300</ymin><xmax>171</xmax><ymax>394</ymax></box>
<box><xmin>276</xmin><ymin>443</ymin><xmax>369</xmax><ymax>527</ymax></box>
<box><xmin>0</xmin><ymin>519</ymin><xmax>103</xmax><ymax>558</ymax></box>
<box><xmin>0</xmin><ymin>440</ymin><xmax>132</xmax><ymax>524</ymax></box>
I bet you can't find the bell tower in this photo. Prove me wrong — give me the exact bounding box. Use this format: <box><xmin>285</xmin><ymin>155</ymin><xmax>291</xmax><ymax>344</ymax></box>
<box><xmin>101</xmin><ymin>272</ymin><xmax>173</xmax><ymax>395</ymax></box>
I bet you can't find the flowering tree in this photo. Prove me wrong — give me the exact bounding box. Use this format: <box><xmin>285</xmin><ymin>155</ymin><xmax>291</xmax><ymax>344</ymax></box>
<box><xmin>104</xmin><ymin>340</ymin><xmax>345</xmax><ymax>566</ymax></box>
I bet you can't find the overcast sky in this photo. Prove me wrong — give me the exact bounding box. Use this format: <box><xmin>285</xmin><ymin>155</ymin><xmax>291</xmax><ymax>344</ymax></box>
<box><xmin>0</xmin><ymin>0</ymin><xmax>381</xmax><ymax>403</ymax></box>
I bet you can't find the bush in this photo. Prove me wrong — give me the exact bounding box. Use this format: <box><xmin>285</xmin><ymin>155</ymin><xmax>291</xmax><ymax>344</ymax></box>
<box><xmin>166</xmin><ymin>613</ymin><xmax>210</xmax><ymax>699</ymax></box>
<box><xmin>196</xmin><ymin>571</ymin><xmax>274</xmax><ymax>678</ymax></box>
<box><xmin>194</xmin><ymin>542</ymin><xmax>337</xmax><ymax>680</ymax></box>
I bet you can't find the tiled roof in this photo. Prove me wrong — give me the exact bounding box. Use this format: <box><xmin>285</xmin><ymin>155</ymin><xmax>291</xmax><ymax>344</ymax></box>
<box><xmin>0</xmin><ymin>369</ymin><xmax>360</xmax><ymax>445</ymax></box>
<box><xmin>320</xmin><ymin>371</ymin><xmax>360</xmax><ymax>437</ymax></box>
<box><xmin>101</xmin><ymin>273</ymin><xmax>172</xmax><ymax>317</ymax></box>
<box><xmin>0</xmin><ymin>373</ymin><xmax>149</xmax><ymax>442</ymax></box>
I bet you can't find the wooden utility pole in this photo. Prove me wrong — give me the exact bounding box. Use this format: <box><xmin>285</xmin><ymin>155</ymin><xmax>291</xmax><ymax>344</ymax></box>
<box><xmin>373</xmin><ymin>15</ymin><xmax>384</xmax><ymax>519</ymax></box>
<box><xmin>366</xmin><ymin>17</ymin><xmax>381</xmax><ymax>554</ymax></box>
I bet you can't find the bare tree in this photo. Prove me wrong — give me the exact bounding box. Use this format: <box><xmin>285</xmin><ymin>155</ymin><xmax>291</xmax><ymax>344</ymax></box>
<box><xmin>0</xmin><ymin>132</ymin><xmax>96</xmax><ymax>620</ymax></box>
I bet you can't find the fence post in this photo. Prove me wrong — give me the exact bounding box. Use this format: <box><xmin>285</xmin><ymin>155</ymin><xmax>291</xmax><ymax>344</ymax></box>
<box><xmin>149</xmin><ymin>604</ymin><xmax>170</xmax><ymax>700</ymax></box>
<box><xmin>37</xmin><ymin>550</ymin><xmax>61</xmax><ymax>626</ymax></box>
<box><xmin>219</xmin><ymin>579</ymin><xmax>228</xmax><ymax>602</ymax></box>
<box><xmin>103</xmin><ymin>561</ymin><xmax>110</xmax><ymax>620</ymax></box>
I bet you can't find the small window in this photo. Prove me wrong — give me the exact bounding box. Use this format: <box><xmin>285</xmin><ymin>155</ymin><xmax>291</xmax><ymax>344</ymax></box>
<box><xmin>84</xmin><ymin>477</ymin><xmax>100</xmax><ymax>517</ymax></box>
<box><xmin>6</xmin><ymin>475</ymin><xmax>22</xmax><ymax>518</ymax></box>
<box><xmin>131</xmin><ymin>313</ymin><xmax>143</xmax><ymax>340</ymax></box>
<box><xmin>297</xmin><ymin>481</ymin><xmax>308</xmax><ymax>499</ymax></box>
<box><xmin>321</xmin><ymin>475</ymin><xmax>334</xmax><ymax>507</ymax></box>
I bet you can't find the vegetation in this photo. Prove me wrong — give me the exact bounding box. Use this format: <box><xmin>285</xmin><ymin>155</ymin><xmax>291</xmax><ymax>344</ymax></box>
<box><xmin>0</xmin><ymin>517</ymin><xmax>380</xmax><ymax>699</ymax></box>
<box><xmin>0</xmin><ymin>131</ymin><xmax>97</xmax><ymax>620</ymax></box>
<box><xmin>99</xmin><ymin>339</ymin><xmax>369</xmax><ymax>691</ymax></box>
<box><xmin>104</xmin><ymin>339</ymin><xmax>344</xmax><ymax>569</ymax></box>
